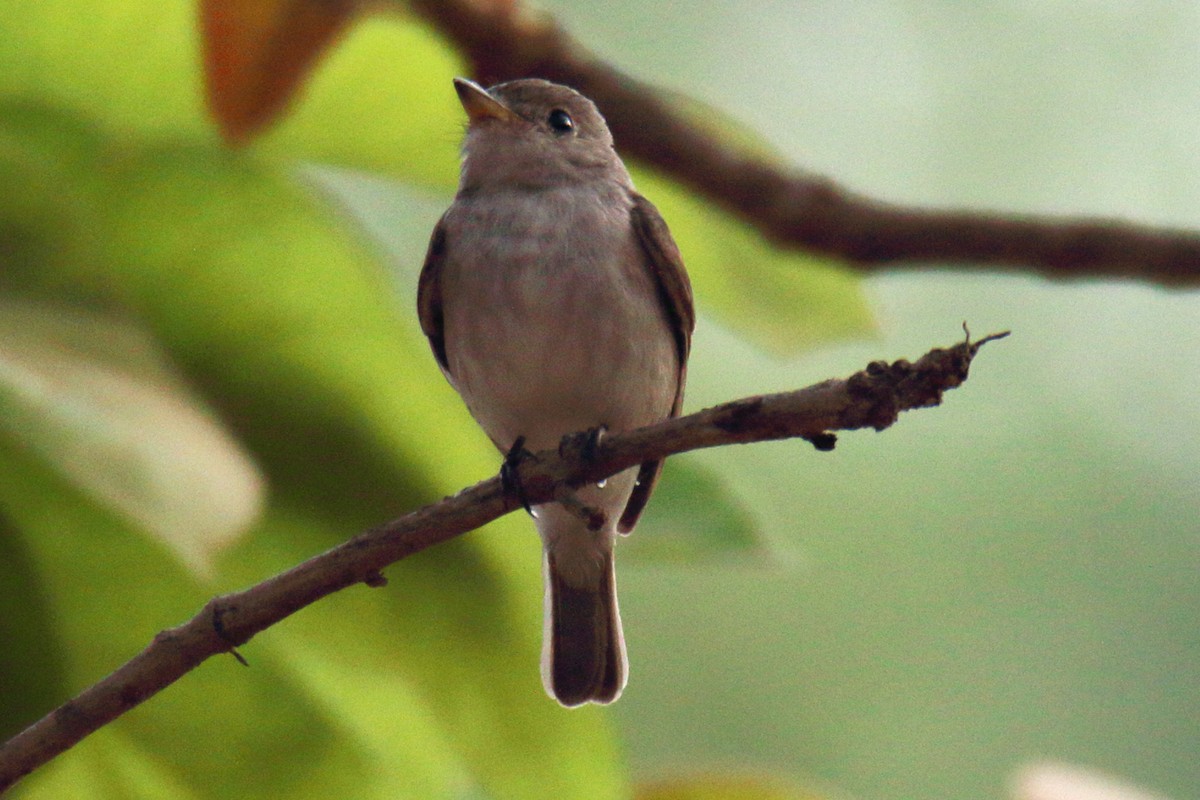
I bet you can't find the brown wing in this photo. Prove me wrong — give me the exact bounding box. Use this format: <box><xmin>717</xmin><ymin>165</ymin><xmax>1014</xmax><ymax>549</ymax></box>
<box><xmin>617</xmin><ymin>193</ymin><xmax>695</xmax><ymax>533</ymax></box>
<box><xmin>417</xmin><ymin>214</ymin><xmax>450</xmax><ymax>374</ymax></box>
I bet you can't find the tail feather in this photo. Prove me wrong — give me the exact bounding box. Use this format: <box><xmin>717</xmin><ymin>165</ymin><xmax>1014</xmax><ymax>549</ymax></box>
<box><xmin>541</xmin><ymin>549</ymin><xmax>626</xmax><ymax>706</ymax></box>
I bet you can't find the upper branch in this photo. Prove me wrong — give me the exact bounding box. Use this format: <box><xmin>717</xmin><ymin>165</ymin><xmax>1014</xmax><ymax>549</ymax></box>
<box><xmin>0</xmin><ymin>330</ymin><xmax>1004</xmax><ymax>792</ymax></box>
<box><xmin>408</xmin><ymin>0</ymin><xmax>1200</xmax><ymax>287</ymax></box>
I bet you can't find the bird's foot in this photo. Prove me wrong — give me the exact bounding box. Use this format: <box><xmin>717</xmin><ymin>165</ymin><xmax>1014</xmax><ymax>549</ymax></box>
<box><xmin>558</xmin><ymin>424</ymin><xmax>607</xmax><ymax>463</ymax></box>
<box><xmin>501</xmin><ymin>436</ymin><xmax>537</xmax><ymax>516</ymax></box>
<box><xmin>553</xmin><ymin>425</ymin><xmax>610</xmax><ymax>531</ymax></box>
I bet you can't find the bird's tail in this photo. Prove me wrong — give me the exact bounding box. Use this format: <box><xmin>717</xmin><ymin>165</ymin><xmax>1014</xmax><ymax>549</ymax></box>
<box><xmin>540</xmin><ymin>544</ymin><xmax>627</xmax><ymax>706</ymax></box>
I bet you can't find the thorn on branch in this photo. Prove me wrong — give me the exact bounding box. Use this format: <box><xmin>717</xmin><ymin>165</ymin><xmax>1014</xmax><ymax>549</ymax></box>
<box><xmin>362</xmin><ymin>571</ymin><xmax>388</xmax><ymax>588</ymax></box>
<box><xmin>210</xmin><ymin>604</ymin><xmax>249</xmax><ymax>667</ymax></box>
<box><xmin>804</xmin><ymin>432</ymin><xmax>838</xmax><ymax>451</ymax></box>
<box><xmin>970</xmin><ymin>329</ymin><xmax>1012</xmax><ymax>355</ymax></box>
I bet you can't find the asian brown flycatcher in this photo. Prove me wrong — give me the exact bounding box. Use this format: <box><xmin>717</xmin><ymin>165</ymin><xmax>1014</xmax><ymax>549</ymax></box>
<box><xmin>418</xmin><ymin>78</ymin><xmax>694</xmax><ymax>706</ymax></box>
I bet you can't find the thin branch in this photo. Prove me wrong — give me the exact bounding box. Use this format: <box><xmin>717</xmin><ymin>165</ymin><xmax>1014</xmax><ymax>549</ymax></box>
<box><xmin>407</xmin><ymin>0</ymin><xmax>1200</xmax><ymax>287</ymax></box>
<box><xmin>0</xmin><ymin>330</ymin><xmax>1006</xmax><ymax>792</ymax></box>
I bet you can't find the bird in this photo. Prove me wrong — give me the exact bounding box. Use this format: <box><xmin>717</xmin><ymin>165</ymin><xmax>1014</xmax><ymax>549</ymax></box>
<box><xmin>418</xmin><ymin>77</ymin><xmax>694</xmax><ymax>706</ymax></box>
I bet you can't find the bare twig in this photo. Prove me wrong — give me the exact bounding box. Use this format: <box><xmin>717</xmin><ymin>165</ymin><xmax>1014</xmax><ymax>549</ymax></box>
<box><xmin>407</xmin><ymin>0</ymin><xmax>1200</xmax><ymax>287</ymax></box>
<box><xmin>0</xmin><ymin>331</ymin><xmax>1005</xmax><ymax>792</ymax></box>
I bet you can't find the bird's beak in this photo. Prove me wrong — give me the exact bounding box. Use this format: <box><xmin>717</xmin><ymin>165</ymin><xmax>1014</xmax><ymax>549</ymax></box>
<box><xmin>453</xmin><ymin>77</ymin><xmax>520</xmax><ymax>124</ymax></box>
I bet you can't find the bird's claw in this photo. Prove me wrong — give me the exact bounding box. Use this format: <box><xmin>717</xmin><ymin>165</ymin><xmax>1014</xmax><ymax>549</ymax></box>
<box><xmin>558</xmin><ymin>424</ymin><xmax>607</xmax><ymax>462</ymax></box>
<box><xmin>501</xmin><ymin>436</ymin><xmax>537</xmax><ymax>515</ymax></box>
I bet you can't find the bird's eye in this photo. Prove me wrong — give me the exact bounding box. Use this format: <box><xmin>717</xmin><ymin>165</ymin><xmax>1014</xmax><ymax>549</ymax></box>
<box><xmin>547</xmin><ymin>109</ymin><xmax>575</xmax><ymax>134</ymax></box>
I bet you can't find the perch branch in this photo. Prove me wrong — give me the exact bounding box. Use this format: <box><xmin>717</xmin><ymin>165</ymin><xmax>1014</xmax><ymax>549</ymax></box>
<box><xmin>0</xmin><ymin>330</ymin><xmax>1006</xmax><ymax>792</ymax></box>
<box><xmin>408</xmin><ymin>0</ymin><xmax>1200</xmax><ymax>287</ymax></box>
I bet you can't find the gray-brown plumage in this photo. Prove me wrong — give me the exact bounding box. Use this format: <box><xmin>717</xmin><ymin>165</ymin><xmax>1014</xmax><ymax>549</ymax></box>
<box><xmin>418</xmin><ymin>78</ymin><xmax>693</xmax><ymax>706</ymax></box>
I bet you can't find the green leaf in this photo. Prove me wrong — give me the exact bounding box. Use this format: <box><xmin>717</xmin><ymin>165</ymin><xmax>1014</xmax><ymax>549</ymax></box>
<box><xmin>0</xmin><ymin>97</ymin><xmax>449</xmax><ymax>525</ymax></box>
<box><xmin>0</xmin><ymin>299</ymin><xmax>265</xmax><ymax>575</ymax></box>
<box><xmin>0</xmin><ymin>1</ymin><xmax>465</xmax><ymax>187</ymax></box>
<box><xmin>655</xmin><ymin>87</ymin><xmax>788</xmax><ymax>164</ymax></box>
<box><xmin>0</xmin><ymin>4</ymin><xmax>211</xmax><ymax>142</ymax></box>
<box><xmin>624</xmin><ymin>458</ymin><xmax>767</xmax><ymax>565</ymax></box>
<box><xmin>16</xmin><ymin>733</ymin><xmax>207</xmax><ymax>800</ymax></box>
<box><xmin>636</xmin><ymin>773</ymin><xmax>831</xmax><ymax>800</ymax></box>
<box><xmin>633</xmin><ymin>170</ymin><xmax>874</xmax><ymax>355</ymax></box>
<box><xmin>0</xmin><ymin>0</ymin><xmax>868</xmax><ymax>354</ymax></box>
<box><xmin>259</xmin><ymin>16</ymin><xmax>466</xmax><ymax>187</ymax></box>
<box><xmin>0</xmin><ymin>2</ymin><xmax>869</xmax><ymax>793</ymax></box>
<box><xmin>0</xmin><ymin>443</ymin><xmax>404</xmax><ymax>800</ymax></box>
<box><xmin>0</xmin><ymin>512</ymin><xmax>68</xmax><ymax>743</ymax></box>
<box><xmin>0</xmin><ymin>100</ymin><xmax>623</xmax><ymax>800</ymax></box>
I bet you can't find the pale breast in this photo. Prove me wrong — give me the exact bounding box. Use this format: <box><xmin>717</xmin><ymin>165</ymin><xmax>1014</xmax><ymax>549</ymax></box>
<box><xmin>439</xmin><ymin>185</ymin><xmax>679</xmax><ymax>451</ymax></box>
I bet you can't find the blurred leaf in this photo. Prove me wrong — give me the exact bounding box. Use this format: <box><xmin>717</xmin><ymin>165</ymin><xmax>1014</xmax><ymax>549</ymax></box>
<box><xmin>656</xmin><ymin>87</ymin><xmax>785</xmax><ymax>163</ymax></box>
<box><xmin>10</xmin><ymin>734</ymin><xmax>194</xmax><ymax>800</ymax></box>
<box><xmin>633</xmin><ymin>169</ymin><xmax>874</xmax><ymax>355</ymax></box>
<box><xmin>0</xmin><ymin>298</ymin><xmax>265</xmax><ymax>575</ymax></box>
<box><xmin>0</xmin><ymin>100</ymin><xmax>109</xmax><ymax>304</ymax></box>
<box><xmin>637</xmin><ymin>773</ymin><xmax>831</xmax><ymax>800</ymax></box>
<box><xmin>0</xmin><ymin>3</ymin><xmax>211</xmax><ymax>142</ymax></box>
<box><xmin>0</xmin><ymin>2</ymin><xmax>873</xmax><ymax>795</ymax></box>
<box><xmin>0</xmin><ymin>99</ymin><xmax>623</xmax><ymax>800</ymax></box>
<box><xmin>1014</xmin><ymin>761</ymin><xmax>1173</xmax><ymax>800</ymax></box>
<box><xmin>634</xmin><ymin>89</ymin><xmax>873</xmax><ymax>352</ymax></box>
<box><xmin>0</xmin><ymin>0</ymin><xmax>465</xmax><ymax>185</ymax></box>
<box><xmin>0</xmin><ymin>512</ymin><xmax>67</xmax><ymax>742</ymax></box>
<box><xmin>0</xmin><ymin>98</ymin><xmax>443</xmax><ymax>526</ymax></box>
<box><xmin>252</xmin><ymin>14</ymin><xmax>468</xmax><ymax>189</ymax></box>
<box><xmin>1</xmin><ymin>0</ymin><xmax>867</xmax><ymax>354</ymax></box>
<box><xmin>0</xmin><ymin>443</ymin><xmax>402</xmax><ymax>800</ymax></box>
<box><xmin>16</xmin><ymin>734</ymin><xmax>207</xmax><ymax>800</ymax></box>
<box><xmin>625</xmin><ymin>458</ymin><xmax>766</xmax><ymax>565</ymax></box>
<box><xmin>199</xmin><ymin>0</ymin><xmax>361</xmax><ymax>143</ymax></box>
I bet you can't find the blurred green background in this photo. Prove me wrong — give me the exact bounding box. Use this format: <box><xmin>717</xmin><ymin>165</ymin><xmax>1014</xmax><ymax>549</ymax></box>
<box><xmin>542</xmin><ymin>3</ymin><xmax>1200</xmax><ymax>799</ymax></box>
<box><xmin>1</xmin><ymin>2</ymin><xmax>1197</xmax><ymax>800</ymax></box>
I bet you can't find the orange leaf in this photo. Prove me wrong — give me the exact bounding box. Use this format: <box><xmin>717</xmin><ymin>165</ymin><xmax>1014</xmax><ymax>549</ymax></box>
<box><xmin>199</xmin><ymin>0</ymin><xmax>360</xmax><ymax>144</ymax></box>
